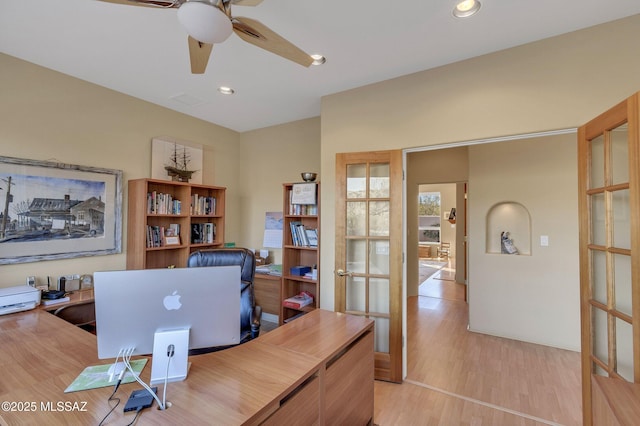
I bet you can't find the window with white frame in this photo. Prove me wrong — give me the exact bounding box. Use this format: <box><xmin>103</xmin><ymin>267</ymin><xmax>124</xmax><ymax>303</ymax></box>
<box><xmin>418</xmin><ymin>192</ymin><xmax>440</xmax><ymax>243</ymax></box>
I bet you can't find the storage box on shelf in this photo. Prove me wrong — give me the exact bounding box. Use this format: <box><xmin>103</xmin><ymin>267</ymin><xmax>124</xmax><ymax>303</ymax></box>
<box><xmin>127</xmin><ymin>178</ymin><xmax>225</xmax><ymax>270</ymax></box>
<box><xmin>280</xmin><ymin>182</ymin><xmax>320</xmax><ymax>325</ymax></box>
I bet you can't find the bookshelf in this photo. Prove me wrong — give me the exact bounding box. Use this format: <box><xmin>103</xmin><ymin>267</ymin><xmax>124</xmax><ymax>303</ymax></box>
<box><xmin>280</xmin><ymin>182</ymin><xmax>320</xmax><ymax>325</ymax></box>
<box><xmin>127</xmin><ymin>178</ymin><xmax>225</xmax><ymax>270</ymax></box>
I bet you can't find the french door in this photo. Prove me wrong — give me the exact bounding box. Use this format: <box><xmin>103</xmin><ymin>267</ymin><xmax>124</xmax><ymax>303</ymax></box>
<box><xmin>335</xmin><ymin>150</ymin><xmax>403</xmax><ymax>383</ymax></box>
<box><xmin>578</xmin><ymin>92</ymin><xmax>640</xmax><ymax>424</ymax></box>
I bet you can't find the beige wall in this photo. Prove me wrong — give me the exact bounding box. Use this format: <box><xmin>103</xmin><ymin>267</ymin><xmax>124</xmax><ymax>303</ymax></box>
<box><xmin>468</xmin><ymin>133</ymin><xmax>579</xmax><ymax>351</ymax></box>
<box><xmin>0</xmin><ymin>53</ymin><xmax>321</xmax><ymax>287</ymax></box>
<box><xmin>320</xmin><ymin>15</ymin><xmax>640</xmax><ymax>349</ymax></box>
<box><xmin>0</xmin><ymin>54</ymin><xmax>240</xmax><ymax>286</ymax></box>
<box><xmin>238</xmin><ymin>118</ymin><xmax>321</xmax><ymax>264</ymax></box>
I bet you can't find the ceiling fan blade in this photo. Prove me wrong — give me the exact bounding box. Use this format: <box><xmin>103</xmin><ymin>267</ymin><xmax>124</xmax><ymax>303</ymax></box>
<box><xmin>231</xmin><ymin>0</ymin><xmax>264</xmax><ymax>6</ymax></box>
<box><xmin>97</xmin><ymin>0</ymin><xmax>181</xmax><ymax>8</ymax></box>
<box><xmin>232</xmin><ymin>17</ymin><xmax>313</xmax><ymax>67</ymax></box>
<box><xmin>187</xmin><ymin>36</ymin><xmax>214</xmax><ymax>74</ymax></box>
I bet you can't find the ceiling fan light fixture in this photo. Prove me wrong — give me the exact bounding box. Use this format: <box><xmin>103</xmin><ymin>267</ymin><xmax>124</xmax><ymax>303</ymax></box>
<box><xmin>311</xmin><ymin>54</ymin><xmax>326</xmax><ymax>66</ymax></box>
<box><xmin>453</xmin><ymin>0</ymin><xmax>481</xmax><ymax>18</ymax></box>
<box><xmin>177</xmin><ymin>2</ymin><xmax>233</xmax><ymax>44</ymax></box>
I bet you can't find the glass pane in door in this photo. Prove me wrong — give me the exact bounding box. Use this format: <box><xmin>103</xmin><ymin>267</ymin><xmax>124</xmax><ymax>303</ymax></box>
<box><xmin>611</xmin><ymin>123</ymin><xmax>629</xmax><ymax>185</ymax></box>
<box><xmin>612</xmin><ymin>189</ymin><xmax>631</xmax><ymax>250</ymax></box>
<box><xmin>374</xmin><ymin>317</ymin><xmax>389</xmax><ymax>353</ymax></box>
<box><xmin>369</xmin><ymin>240</ymin><xmax>389</xmax><ymax>275</ymax></box>
<box><xmin>615</xmin><ymin>318</ymin><xmax>634</xmax><ymax>381</ymax></box>
<box><xmin>346</xmin><ymin>276</ymin><xmax>366</xmax><ymax>312</ymax></box>
<box><xmin>370</xmin><ymin>278</ymin><xmax>390</xmax><ymax>314</ymax></box>
<box><xmin>592</xmin><ymin>250</ymin><xmax>607</xmax><ymax>305</ymax></box>
<box><xmin>590</xmin><ymin>134</ymin><xmax>605</xmax><ymax>189</ymax></box>
<box><xmin>346</xmin><ymin>239</ymin><xmax>366</xmax><ymax>274</ymax></box>
<box><xmin>591</xmin><ymin>192</ymin><xmax>606</xmax><ymax>246</ymax></box>
<box><xmin>370</xmin><ymin>163</ymin><xmax>390</xmax><ymax>198</ymax></box>
<box><xmin>369</xmin><ymin>201</ymin><xmax>389</xmax><ymax>236</ymax></box>
<box><xmin>614</xmin><ymin>254</ymin><xmax>632</xmax><ymax>316</ymax></box>
<box><xmin>347</xmin><ymin>164</ymin><xmax>366</xmax><ymax>198</ymax></box>
<box><xmin>347</xmin><ymin>202</ymin><xmax>366</xmax><ymax>236</ymax></box>
<box><xmin>593</xmin><ymin>307</ymin><xmax>608</xmax><ymax>364</ymax></box>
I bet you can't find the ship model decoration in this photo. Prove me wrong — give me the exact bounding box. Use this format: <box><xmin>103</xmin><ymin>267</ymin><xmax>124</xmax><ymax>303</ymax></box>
<box><xmin>165</xmin><ymin>144</ymin><xmax>197</xmax><ymax>182</ymax></box>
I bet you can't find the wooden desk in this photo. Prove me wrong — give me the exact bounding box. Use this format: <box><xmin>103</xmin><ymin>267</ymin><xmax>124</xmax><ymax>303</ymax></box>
<box><xmin>254</xmin><ymin>273</ymin><xmax>281</xmax><ymax>316</ymax></box>
<box><xmin>38</xmin><ymin>289</ymin><xmax>94</xmax><ymax>312</ymax></box>
<box><xmin>0</xmin><ymin>308</ymin><xmax>373</xmax><ymax>425</ymax></box>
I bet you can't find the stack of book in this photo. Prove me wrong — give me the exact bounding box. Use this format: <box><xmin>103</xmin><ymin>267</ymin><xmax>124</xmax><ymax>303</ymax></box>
<box><xmin>191</xmin><ymin>195</ymin><xmax>217</xmax><ymax>216</ymax></box>
<box><xmin>190</xmin><ymin>223</ymin><xmax>216</xmax><ymax>244</ymax></box>
<box><xmin>282</xmin><ymin>291</ymin><xmax>314</xmax><ymax>309</ymax></box>
<box><xmin>289</xmin><ymin>222</ymin><xmax>318</xmax><ymax>247</ymax></box>
<box><xmin>147</xmin><ymin>191</ymin><xmax>182</xmax><ymax>215</ymax></box>
<box><xmin>146</xmin><ymin>223</ymin><xmax>181</xmax><ymax>248</ymax></box>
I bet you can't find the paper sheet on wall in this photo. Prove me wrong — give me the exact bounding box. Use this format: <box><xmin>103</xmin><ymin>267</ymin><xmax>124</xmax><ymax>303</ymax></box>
<box><xmin>263</xmin><ymin>212</ymin><xmax>283</xmax><ymax>248</ymax></box>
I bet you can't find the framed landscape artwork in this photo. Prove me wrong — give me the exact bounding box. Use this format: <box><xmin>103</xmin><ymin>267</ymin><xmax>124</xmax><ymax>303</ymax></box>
<box><xmin>0</xmin><ymin>156</ymin><xmax>123</xmax><ymax>265</ymax></box>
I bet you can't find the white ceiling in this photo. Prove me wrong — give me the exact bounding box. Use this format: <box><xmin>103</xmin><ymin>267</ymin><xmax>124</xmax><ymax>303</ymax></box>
<box><xmin>2</xmin><ymin>1</ymin><xmax>640</xmax><ymax>132</ymax></box>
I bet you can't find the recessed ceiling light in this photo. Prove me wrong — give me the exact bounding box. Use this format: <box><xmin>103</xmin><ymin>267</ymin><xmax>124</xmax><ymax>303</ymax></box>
<box><xmin>453</xmin><ymin>0</ymin><xmax>481</xmax><ymax>18</ymax></box>
<box><xmin>218</xmin><ymin>86</ymin><xmax>235</xmax><ymax>95</ymax></box>
<box><xmin>311</xmin><ymin>54</ymin><xmax>326</xmax><ymax>66</ymax></box>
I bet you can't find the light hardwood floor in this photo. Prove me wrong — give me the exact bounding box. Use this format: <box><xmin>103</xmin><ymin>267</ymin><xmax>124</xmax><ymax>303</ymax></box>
<box><xmin>374</xmin><ymin>259</ymin><xmax>582</xmax><ymax>425</ymax></box>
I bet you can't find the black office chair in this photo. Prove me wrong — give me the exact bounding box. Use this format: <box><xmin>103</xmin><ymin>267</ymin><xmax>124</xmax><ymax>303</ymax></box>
<box><xmin>53</xmin><ymin>300</ymin><xmax>96</xmax><ymax>334</ymax></box>
<box><xmin>187</xmin><ymin>248</ymin><xmax>262</xmax><ymax>354</ymax></box>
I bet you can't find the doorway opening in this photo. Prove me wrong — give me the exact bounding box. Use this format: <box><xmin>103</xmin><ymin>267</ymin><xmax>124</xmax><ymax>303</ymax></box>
<box><xmin>416</xmin><ymin>183</ymin><xmax>464</xmax><ymax>301</ymax></box>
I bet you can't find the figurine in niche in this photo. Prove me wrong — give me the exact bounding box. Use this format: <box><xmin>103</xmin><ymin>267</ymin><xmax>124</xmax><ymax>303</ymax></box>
<box><xmin>501</xmin><ymin>231</ymin><xmax>519</xmax><ymax>255</ymax></box>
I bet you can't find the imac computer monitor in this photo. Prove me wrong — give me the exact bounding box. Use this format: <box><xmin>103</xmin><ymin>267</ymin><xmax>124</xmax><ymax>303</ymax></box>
<box><xmin>94</xmin><ymin>265</ymin><xmax>241</xmax><ymax>360</ymax></box>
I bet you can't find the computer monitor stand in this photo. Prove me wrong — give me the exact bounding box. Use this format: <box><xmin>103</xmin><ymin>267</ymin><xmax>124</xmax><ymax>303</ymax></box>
<box><xmin>150</xmin><ymin>328</ymin><xmax>190</xmax><ymax>386</ymax></box>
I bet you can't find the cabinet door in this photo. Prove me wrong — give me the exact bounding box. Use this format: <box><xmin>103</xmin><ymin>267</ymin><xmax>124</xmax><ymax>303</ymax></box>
<box><xmin>578</xmin><ymin>92</ymin><xmax>640</xmax><ymax>425</ymax></box>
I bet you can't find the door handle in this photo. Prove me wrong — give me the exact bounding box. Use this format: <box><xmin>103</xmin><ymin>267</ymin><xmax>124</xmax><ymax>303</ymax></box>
<box><xmin>336</xmin><ymin>269</ymin><xmax>353</xmax><ymax>277</ymax></box>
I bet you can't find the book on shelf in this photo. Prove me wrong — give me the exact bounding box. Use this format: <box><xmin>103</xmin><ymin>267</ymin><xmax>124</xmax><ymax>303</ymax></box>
<box><xmin>305</xmin><ymin>228</ymin><xmax>318</xmax><ymax>247</ymax></box>
<box><xmin>191</xmin><ymin>195</ymin><xmax>217</xmax><ymax>216</ymax></box>
<box><xmin>287</xmin><ymin>201</ymin><xmax>318</xmax><ymax>216</ymax></box>
<box><xmin>146</xmin><ymin>224</ymin><xmax>184</xmax><ymax>248</ymax></box>
<box><xmin>190</xmin><ymin>223</ymin><xmax>216</xmax><ymax>244</ymax></box>
<box><xmin>282</xmin><ymin>291</ymin><xmax>314</xmax><ymax>309</ymax></box>
<box><xmin>147</xmin><ymin>191</ymin><xmax>181</xmax><ymax>215</ymax></box>
<box><xmin>289</xmin><ymin>222</ymin><xmax>318</xmax><ymax>247</ymax></box>
<box><xmin>146</xmin><ymin>225</ymin><xmax>164</xmax><ymax>248</ymax></box>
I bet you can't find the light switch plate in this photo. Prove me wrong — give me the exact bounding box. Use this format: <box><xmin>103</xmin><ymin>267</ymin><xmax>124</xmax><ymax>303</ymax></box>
<box><xmin>540</xmin><ymin>235</ymin><xmax>549</xmax><ymax>246</ymax></box>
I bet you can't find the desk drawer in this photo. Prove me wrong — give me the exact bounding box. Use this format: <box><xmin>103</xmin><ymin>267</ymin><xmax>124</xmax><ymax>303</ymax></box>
<box><xmin>325</xmin><ymin>331</ymin><xmax>374</xmax><ymax>425</ymax></box>
<box><xmin>254</xmin><ymin>273</ymin><xmax>281</xmax><ymax>315</ymax></box>
<box><xmin>262</xmin><ymin>375</ymin><xmax>319</xmax><ymax>425</ymax></box>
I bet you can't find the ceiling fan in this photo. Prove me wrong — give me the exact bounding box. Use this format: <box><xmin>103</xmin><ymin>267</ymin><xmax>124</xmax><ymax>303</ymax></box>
<box><xmin>99</xmin><ymin>0</ymin><xmax>314</xmax><ymax>74</ymax></box>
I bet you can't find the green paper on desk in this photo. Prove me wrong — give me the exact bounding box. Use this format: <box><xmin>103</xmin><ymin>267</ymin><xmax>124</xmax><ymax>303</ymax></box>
<box><xmin>64</xmin><ymin>359</ymin><xmax>148</xmax><ymax>393</ymax></box>
<box><xmin>256</xmin><ymin>264</ymin><xmax>282</xmax><ymax>276</ymax></box>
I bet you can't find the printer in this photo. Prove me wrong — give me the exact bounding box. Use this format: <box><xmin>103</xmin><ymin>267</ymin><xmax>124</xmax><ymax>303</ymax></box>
<box><xmin>0</xmin><ymin>285</ymin><xmax>41</xmax><ymax>316</ymax></box>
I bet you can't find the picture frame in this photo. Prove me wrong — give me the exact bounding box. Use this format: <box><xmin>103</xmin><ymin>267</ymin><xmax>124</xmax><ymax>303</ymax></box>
<box><xmin>151</xmin><ymin>137</ymin><xmax>203</xmax><ymax>184</ymax></box>
<box><xmin>165</xmin><ymin>236</ymin><xmax>181</xmax><ymax>246</ymax></box>
<box><xmin>291</xmin><ymin>183</ymin><xmax>317</xmax><ymax>205</ymax></box>
<box><xmin>0</xmin><ymin>156</ymin><xmax>123</xmax><ymax>265</ymax></box>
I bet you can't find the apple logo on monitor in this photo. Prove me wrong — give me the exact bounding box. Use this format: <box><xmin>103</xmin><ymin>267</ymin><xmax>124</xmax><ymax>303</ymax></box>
<box><xmin>163</xmin><ymin>290</ymin><xmax>182</xmax><ymax>310</ymax></box>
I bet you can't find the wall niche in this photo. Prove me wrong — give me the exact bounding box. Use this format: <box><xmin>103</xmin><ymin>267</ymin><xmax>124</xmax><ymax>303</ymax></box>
<box><xmin>486</xmin><ymin>202</ymin><xmax>531</xmax><ymax>255</ymax></box>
